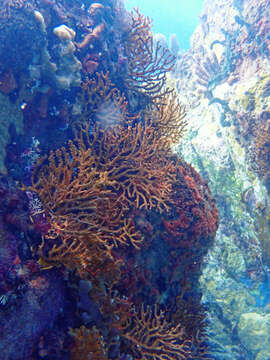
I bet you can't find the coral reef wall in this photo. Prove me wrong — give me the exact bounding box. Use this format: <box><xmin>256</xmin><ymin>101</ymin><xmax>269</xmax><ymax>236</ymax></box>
<box><xmin>172</xmin><ymin>0</ymin><xmax>270</xmax><ymax>359</ymax></box>
<box><xmin>0</xmin><ymin>1</ymin><xmax>218</xmax><ymax>359</ymax></box>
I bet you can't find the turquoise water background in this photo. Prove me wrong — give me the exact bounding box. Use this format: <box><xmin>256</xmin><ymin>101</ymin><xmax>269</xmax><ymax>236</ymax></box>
<box><xmin>124</xmin><ymin>0</ymin><xmax>205</xmax><ymax>50</ymax></box>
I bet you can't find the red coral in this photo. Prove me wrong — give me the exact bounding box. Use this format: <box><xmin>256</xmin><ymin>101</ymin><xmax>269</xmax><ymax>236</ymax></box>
<box><xmin>162</xmin><ymin>159</ymin><xmax>218</xmax><ymax>284</ymax></box>
<box><xmin>163</xmin><ymin>160</ymin><xmax>218</xmax><ymax>247</ymax></box>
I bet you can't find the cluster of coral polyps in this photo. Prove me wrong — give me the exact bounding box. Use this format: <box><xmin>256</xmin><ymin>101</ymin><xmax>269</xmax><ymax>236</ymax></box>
<box><xmin>0</xmin><ymin>1</ymin><xmax>218</xmax><ymax>359</ymax></box>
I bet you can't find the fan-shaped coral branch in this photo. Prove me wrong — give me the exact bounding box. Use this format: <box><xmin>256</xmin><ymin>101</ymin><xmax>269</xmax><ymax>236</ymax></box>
<box><xmin>74</xmin><ymin>121</ymin><xmax>176</xmax><ymax>212</ymax></box>
<box><xmin>120</xmin><ymin>304</ymin><xmax>190</xmax><ymax>360</ymax></box>
<box><xmin>76</xmin><ymin>71</ymin><xmax>137</xmax><ymax>128</ymax></box>
<box><xmin>27</xmin><ymin>119</ymin><xmax>176</xmax><ymax>275</ymax></box>
<box><xmin>145</xmin><ymin>91</ymin><xmax>187</xmax><ymax>145</ymax></box>
<box><xmin>37</xmin><ymin>231</ymin><xmax>118</xmax><ymax>279</ymax></box>
<box><xmin>29</xmin><ymin>132</ymin><xmax>142</xmax><ymax>250</ymax></box>
<box><xmin>124</xmin><ymin>8</ymin><xmax>176</xmax><ymax>100</ymax></box>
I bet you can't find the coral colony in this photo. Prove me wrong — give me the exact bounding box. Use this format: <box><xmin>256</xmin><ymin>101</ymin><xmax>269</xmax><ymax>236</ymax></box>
<box><xmin>0</xmin><ymin>1</ymin><xmax>218</xmax><ymax>359</ymax></box>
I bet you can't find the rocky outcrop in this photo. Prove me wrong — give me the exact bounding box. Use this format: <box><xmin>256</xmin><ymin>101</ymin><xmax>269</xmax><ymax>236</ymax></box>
<box><xmin>237</xmin><ymin>312</ymin><xmax>270</xmax><ymax>357</ymax></box>
<box><xmin>173</xmin><ymin>0</ymin><xmax>270</xmax><ymax>358</ymax></box>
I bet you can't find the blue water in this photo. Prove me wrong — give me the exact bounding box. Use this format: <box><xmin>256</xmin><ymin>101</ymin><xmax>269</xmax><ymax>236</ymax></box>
<box><xmin>125</xmin><ymin>0</ymin><xmax>204</xmax><ymax>50</ymax></box>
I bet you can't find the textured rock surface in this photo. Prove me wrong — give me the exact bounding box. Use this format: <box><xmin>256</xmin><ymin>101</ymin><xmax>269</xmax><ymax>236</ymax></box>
<box><xmin>0</xmin><ymin>93</ymin><xmax>23</xmax><ymax>174</ymax></box>
<box><xmin>237</xmin><ymin>312</ymin><xmax>270</xmax><ymax>353</ymax></box>
<box><xmin>173</xmin><ymin>0</ymin><xmax>270</xmax><ymax>358</ymax></box>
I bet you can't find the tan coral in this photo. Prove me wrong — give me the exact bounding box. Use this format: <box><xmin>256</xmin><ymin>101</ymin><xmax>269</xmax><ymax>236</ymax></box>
<box><xmin>27</xmin><ymin>119</ymin><xmax>176</xmax><ymax>276</ymax></box>
<box><xmin>75</xmin><ymin>72</ymin><xmax>136</xmax><ymax>129</ymax></box>
<box><xmin>120</xmin><ymin>305</ymin><xmax>190</xmax><ymax>360</ymax></box>
<box><xmin>145</xmin><ymin>91</ymin><xmax>187</xmax><ymax>145</ymax></box>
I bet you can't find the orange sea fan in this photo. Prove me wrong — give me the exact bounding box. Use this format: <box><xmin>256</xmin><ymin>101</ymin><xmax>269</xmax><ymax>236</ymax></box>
<box><xmin>76</xmin><ymin>71</ymin><xmax>137</xmax><ymax>129</ymax></box>
<box><xmin>145</xmin><ymin>91</ymin><xmax>187</xmax><ymax>145</ymax></box>
<box><xmin>74</xmin><ymin>121</ymin><xmax>176</xmax><ymax>212</ymax></box>
<box><xmin>120</xmin><ymin>304</ymin><xmax>191</xmax><ymax>360</ymax></box>
<box><xmin>29</xmin><ymin>135</ymin><xmax>141</xmax><ymax>250</ymax></box>
<box><xmin>27</xmin><ymin>118</ymin><xmax>176</xmax><ymax>275</ymax></box>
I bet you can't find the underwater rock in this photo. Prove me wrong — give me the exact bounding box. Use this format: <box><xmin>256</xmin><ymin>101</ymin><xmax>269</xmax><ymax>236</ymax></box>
<box><xmin>256</xmin><ymin>350</ymin><xmax>270</xmax><ymax>360</ymax></box>
<box><xmin>237</xmin><ymin>312</ymin><xmax>270</xmax><ymax>353</ymax></box>
<box><xmin>173</xmin><ymin>0</ymin><xmax>270</xmax><ymax>358</ymax></box>
<box><xmin>0</xmin><ymin>92</ymin><xmax>23</xmax><ymax>174</ymax></box>
<box><xmin>0</xmin><ymin>7</ymin><xmax>47</xmax><ymax>74</ymax></box>
<box><xmin>0</xmin><ymin>271</ymin><xmax>65</xmax><ymax>360</ymax></box>
<box><xmin>0</xmin><ymin>69</ymin><xmax>17</xmax><ymax>95</ymax></box>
